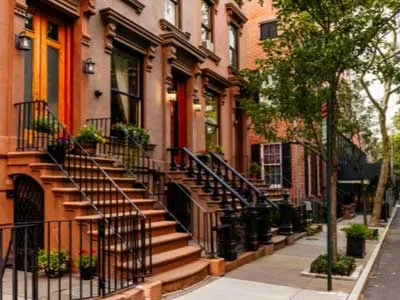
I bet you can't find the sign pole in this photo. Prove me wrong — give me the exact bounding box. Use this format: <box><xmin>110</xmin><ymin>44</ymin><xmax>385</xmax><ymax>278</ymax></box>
<box><xmin>321</xmin><ymin>101</ymin><xmax>332</xmax><ymax>291</ymax></box>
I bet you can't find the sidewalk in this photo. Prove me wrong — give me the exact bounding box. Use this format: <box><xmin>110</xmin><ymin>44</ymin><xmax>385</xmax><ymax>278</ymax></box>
<box><xmin>362</xmin><ymin>209</ymin><xmax>400</xmax><ymax>300</ymax></box>
<box><xmin>165</xmin><ymin>216</ymin><xmax>383</xmax><ymax>300</ymax></box>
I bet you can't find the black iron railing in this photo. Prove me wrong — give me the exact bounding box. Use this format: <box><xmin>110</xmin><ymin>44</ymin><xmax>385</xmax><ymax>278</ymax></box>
<box><xmin>88</xmin><ymin>118</ymin><xmax>219</xmax><ymax>257</ymax></box>
<box><xmin>14</xmin><ymin>101</ymin><xmax>152</xmax><ymax>295</ymax></box>
<box><xmin>210</xmin><ymin>152</ymin><xmax>279</xmax><ymax>211</ymax></box>
<box><xmin>87</xmin><ymin>118</ymin><xmax>151</xmax><ymax>186</ymax></box>
<box><xmin>0</xmin><ymin>218</ymin><xmax>148</xmax><ymax>300</ymax></box>
<box><xmin>168</xmin><ymin>147</ymin><xmax>265</xmax><ymax>260</ymax></box>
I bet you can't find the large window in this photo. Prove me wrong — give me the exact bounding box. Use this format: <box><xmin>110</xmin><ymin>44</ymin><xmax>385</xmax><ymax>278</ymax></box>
<box><xmin>229</xmin><ymin>24</ymin><xmax>239</xmax><ymax>70</ymax></box>
<box><xmin>260</xmin><ymin>21</ymin><xmax>277</xmax><ymax>40</ymax></box>
<box><xmin>201</xmin><ymin>0</ymin><xmax>213</xmax><ymax>47</ymax></box>
<box><xmin>164</xmin><ymin>0</ymin><xmax>179</xmax><ymax>27</ymax></box>
<box><xmin>205</xmin><ymin>93</ymin><xmax>220</xmax><ymax>151</ymax></box>
<box><xmin>263</xmin><ymin>143</ymin><xmax>282</xmax><ymax>187</ymax></box>
<box><xmin>111</xmin><ymin>46</ymin><xmax>142</xmax><ymax>126</ymax></box>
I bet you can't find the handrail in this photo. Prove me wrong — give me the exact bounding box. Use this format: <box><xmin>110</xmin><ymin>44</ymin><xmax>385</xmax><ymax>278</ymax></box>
<box><xmin>14</xmin><ymin>101</ymin><xmax>151</xmax><ymax>280</ymax></box>
<box><xmin>179</xmin><ymin>147</ymin><xmax>250</xmax><ymax>207</ymax></box>
<box><xmin>210</xmin><ymin>152</ymin><xmax>279</xmax><ymax>210</ymax></box>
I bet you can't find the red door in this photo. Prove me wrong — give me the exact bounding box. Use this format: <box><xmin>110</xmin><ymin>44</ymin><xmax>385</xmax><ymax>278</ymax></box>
<box><xmin>170</xmin><ymin>80</ymin><xmax>187</xmax><ymax>148</ymax></box>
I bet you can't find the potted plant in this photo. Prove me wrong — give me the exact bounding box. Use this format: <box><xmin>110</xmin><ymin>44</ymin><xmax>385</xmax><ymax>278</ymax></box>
<box><xmin>32</xmin><ymin>116</ymin><xmax>58</xmax><ymax>148</ymax></box>
<box><xmin>210</xmin><ymin>144</ymin><xmax>224</xmax><ymax>158</ymax></box>
<box><xmin>341</xmin><ymin>223</ymin><xmax>370</xmax><ymax>258</ymax></box>
<box><xmin>76</xmin><ymin>250</ymin><xmax>97</xmax><ymax>280</ymax></box>
<box><xmin>110</xmin><ymin>122</ymin><xmax>129</xmax><ymax>139</ymax></box>
<box><xmin>74</xmin><ymin>125</ymin><xmax>105</xmax><ymax>156</ymax></box>
<box><xmin>126</xmin><ymin>125</ymin><xmax>150</xmax><ymax>148</ymax></box>
<box><xmin>250</xmin><ymin>162</ymin><xmax>261</xmax><ymax>179</ymax></box>
<box><xmin>47</xmin><ymin>137</ymin><xmax>70</xmax><ymax>164</ymax></box>
<box><xmin>38</xmin><ymin>249</ymin><xmax>71</xmax><ymax>278</ymax></box>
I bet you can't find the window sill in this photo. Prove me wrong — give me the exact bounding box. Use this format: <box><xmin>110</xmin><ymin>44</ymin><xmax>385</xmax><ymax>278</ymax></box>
<box><xmin>228</xmin><ymin>65</ymin><xmax>239</xmax><ymax>75</ymax></box>
<box><xmin>121</xmin><ymin>0</ymin><xmax>145</xmax><ymax>14</ymax></box>
<box><xmin>159</xmin><ymin>18</ymin><xmax>190</xmax><ymax>41</ymax></box>
<box><xmin>199</xmin><ymin>45</ymin><xmax>221</xmax><ymax>64</ymax></box>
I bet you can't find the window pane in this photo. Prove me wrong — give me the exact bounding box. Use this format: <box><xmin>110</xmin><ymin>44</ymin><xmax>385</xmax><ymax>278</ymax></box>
<box><xmin>229</xmin><ymin>25</ymin><xmax>237</xmax><ymax>48</ymax></box>
<box><xmin>260</xmin><ymin>21</ymin><xmax>278</xmax><ymax>40</ymax></box>
<box><xmin>201</xmin><ymin>1</ymin><xmax>210</xmax><ymax>27</ymax></box>
<box><xmin>205</xmin><ymin>93</ymin><xmax>219</xmax><ymax>150</ymax></box>
<box><xmin>47</xmin><ymin>46</ymin><xmax>59</xmax><ymax>115</ymax></box>
<box><xmin>206</xmin><ymin>124</ymin><xmax>219</xmax><ymax>150</ymax></box>
<box><xmin>47</xmin><ymin>22</ymin><xmax>58</xmax><ymax>41</ymax></box>
<box><xmin>111</xmin><ymin>47</ymin><xmax>142</xmax><ymax>125</ymax></box>
<box><xmin>164</xmin><ymin>0</ymin><xmax>176</xmax><ymax>25</ymax></box>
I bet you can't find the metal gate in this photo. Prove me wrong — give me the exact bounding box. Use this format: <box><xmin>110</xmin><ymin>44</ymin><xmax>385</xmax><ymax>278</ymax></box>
<box><xmin>12</xmin><ymin>174</ymin><xmax>44</xmax><ymax>271</ymax></box>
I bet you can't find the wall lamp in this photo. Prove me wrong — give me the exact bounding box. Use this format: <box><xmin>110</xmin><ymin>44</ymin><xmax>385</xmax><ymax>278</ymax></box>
<box><xmin>83</xmin><ymin>58</ymin><xmax>96</xmax><ymax>74</ymax></box>
<box><xmin>15</xmin><ymin>32</ymin><xmax>31</xmax><ymax>51</ymax></box>
<box><xmin>167</xmin><ymin>87</ymin><xmax>177</xmax><ymax>101</ymax></box>
<box><xmin>193</xmin><ymin>98</ymin><xmax>202</xmax><ymax>112</ymax></box>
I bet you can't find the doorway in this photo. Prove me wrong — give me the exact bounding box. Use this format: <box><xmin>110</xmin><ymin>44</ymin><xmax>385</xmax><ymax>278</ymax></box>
<box><xmin>166</xmin><ymin>183</ymin><xmax>192</xmax><ymax>232</ymax></box>
<box><xmin>170</xmin><ymin>74</ymin><xmax>188</xmax><ymax>148</ymax></box>
<box><xmin>24</xmin><ymin>11</ymin><xmax>71</xmax><ymax>126</ymax></box>
<box><xmin>13</xmin><ymin>175</ymin><xmax>44</xmax><ymax>271</ymax></box>
<box><xmin>234</xmin><ymin>106</ymin><xmax>244</xmax><ymax>173</ymax></box>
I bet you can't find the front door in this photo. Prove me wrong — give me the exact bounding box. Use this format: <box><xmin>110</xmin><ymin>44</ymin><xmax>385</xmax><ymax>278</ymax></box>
<box><xmin>170</xmin><ymin>80</ymin><xmax>188</xmax><ymax>148</ymax></box>
<box><xmin>24</xmin><ymin>12</ymin><xmax>71</xmax><ymax>126</ymax></box>
<box><xmin>13</xmin><ymin>175</ymin><xmax>44</xmax><ymax>271</ymax></box>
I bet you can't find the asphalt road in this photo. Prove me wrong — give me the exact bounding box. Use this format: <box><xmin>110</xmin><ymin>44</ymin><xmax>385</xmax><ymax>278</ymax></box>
<box><xmin>362</xmin><ymin>210</ymin><xmax>400</xmax><ymax>300</ymax></box>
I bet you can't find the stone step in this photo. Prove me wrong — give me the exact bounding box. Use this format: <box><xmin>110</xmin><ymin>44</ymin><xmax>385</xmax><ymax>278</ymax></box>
<box><xmin>41</xmin><ymin>175</ymin><xmax>136</xmax><ymax>188</ymax></box>
<box><xmin>107</xmin><ymin>232</ymin><xmax>190</xmax><ymax>255</ymax></box>
<box><xmin>149</xmin><ymin>260</ymin><xmax>209</xmax><ymax>294</ymax></box>
<box><xmin>75</xmin><ymin>210</ymin><xmax>166</xmax><ymax>222</ymax></box>
<box><xmin>62</xmin><ymin>199</ymin><xmax>156</xmax><ymax>212</ymax></box>
<box><xmin>52</xmin><ymin>187</ymin><xmax>146</xmax><ymax>201</ymax></box>
<box><xmin>116</xmin><ymin>245</ymin><xmax>202</xmax><ymax>275</ymax></box>
<box><xmin>272</xmin><ymin>235</ymin><xmax>287</xmax><ymax>251</ymax></box>
<box><xmin>30</xmin><ymin>162</ymin><xmax>127</xmax><ymax>177</ymax></box>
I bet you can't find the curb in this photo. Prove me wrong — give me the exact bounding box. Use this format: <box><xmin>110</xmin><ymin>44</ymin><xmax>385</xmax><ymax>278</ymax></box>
<box><xmin>347</xmin><ymin>204</ymin><xmax>399</xmax><ymax>300</ymax></box>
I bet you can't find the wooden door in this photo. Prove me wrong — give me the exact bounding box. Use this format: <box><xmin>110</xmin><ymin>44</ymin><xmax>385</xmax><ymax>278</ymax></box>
<box><xmin>24</xmin><ymin>12</ymin><xmax>71</xmax><ymax>126</ymax></box>
<box><xmin>170</xmin><ymin>80</ymin><xmax>187</xmax><ymax>148</ymax></box>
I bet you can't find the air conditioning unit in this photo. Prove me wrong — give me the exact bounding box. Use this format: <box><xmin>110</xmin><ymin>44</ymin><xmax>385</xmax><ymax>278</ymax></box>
<box><xmin>203</xmin><ymin>40</ymin><xmax>214</xmax><ymax>52</ymax></box>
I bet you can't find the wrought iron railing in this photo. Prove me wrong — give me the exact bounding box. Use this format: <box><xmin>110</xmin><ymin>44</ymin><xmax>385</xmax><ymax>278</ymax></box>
<box><xmin>167</xmin><ymin>147</ymin><xmax>269</xmax><ymax>260</ymax></box>
<box><xmin>210</xmin><ymin>152</ymin><xmax>279</xmax><ymax>211</ymax></box>
<box><xmin>0</xmin><ymin>218</ymin><xmax>148</xmax><ymax>299</ymax></box>
<box><xmin>87</xmin><ymin>118</ymin><xmax>219</xmax><ymax>257</ymax></box>
<box><xmin>14</xmin><ymin>101</ymin><xmax>152</xmax><ymax>295</ymax></box>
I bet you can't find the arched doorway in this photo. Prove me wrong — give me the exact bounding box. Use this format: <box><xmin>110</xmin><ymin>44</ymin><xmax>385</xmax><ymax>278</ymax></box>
<box><xmin>12</xmin><ymin>174</ymin><xmax>44</xmax><ymax>271</ymax></box>
<box><xmin>166</xmin><ymin>183</ymin><xmax>192</xmax><ymax>232</ymax></box>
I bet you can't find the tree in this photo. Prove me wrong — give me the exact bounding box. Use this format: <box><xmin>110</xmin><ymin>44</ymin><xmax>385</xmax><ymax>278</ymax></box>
<box><xmin>240</xmin><ymin>0</ymin><xmax>400</xmax><ymax>263</ymax></box>
<box><xmin>357</xmin><ymin>14</ymin><xmax>400</xmax><ymax>226</ymax></box>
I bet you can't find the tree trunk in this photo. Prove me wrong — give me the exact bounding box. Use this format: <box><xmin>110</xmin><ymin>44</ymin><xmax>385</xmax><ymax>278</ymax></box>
<box><xmin>370</xmin><ymin>113</ymin><xmax>390</xmax><ymax>226</ymax></box>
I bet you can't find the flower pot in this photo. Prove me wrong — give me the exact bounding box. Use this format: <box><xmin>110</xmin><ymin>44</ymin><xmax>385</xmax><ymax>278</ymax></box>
<box><xmin>80</xmin><ymin>143</ymin><xmax>97</xmax><ymax>156</ymax></box>
<box><xmin>47</xmin><ymin>145</ymin><xmax>66</xmax><ymax>164</ymax></box>
<box><xmin>111</xmin><ymin>128</ymin><xmax>127</xmax><ymax>139</ymax></box>
<box><xmin>79</xmin><ymin>266</ymin><xmax>96</xmax><ymax>280</ymax></box>
<box><xmin>45</xmin><ymin>268</ymin><xmax>64</xmax><ymax>278</ymax></box>
<box><xmin>346</xmin><ymin>236</ymin><xmax>366</xmax><ymax>258</ymax></box>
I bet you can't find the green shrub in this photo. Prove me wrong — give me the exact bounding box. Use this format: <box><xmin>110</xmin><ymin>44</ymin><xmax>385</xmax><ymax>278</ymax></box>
<box><xmin>250</xmin><ymin>162</ymin><xmax>261</xmax><ymax>176</ymax></box>
<box><xmin>366</xmin><ymin>228</ymin><xmax>379</xmax><ymax>241</ymax></box>
<box><xmin>74</xmin><ymin>125</ymin><xmax>105</xmax><ymax>145</ymax></box>
<box><xmin>310</xmin><ymin>254</ymin><xmax>356</xmax><ymax>276</ymax></box>
<box><xmin>126</xmin><ymin>124</ymin><xmax>150</xmax><ymax>147</ymax></box>
<box><xmin>341</xmin><ymin>224</ymin><xmax>370</xmax><ymax>239</ymax></box>
<box><xmin>33</xmin><ymin>116</ymin><xmax>58</xmax><ymax>134</ymax></box>
<box><xmin>38</xmin><ymin>249</ymin><xmax>70</xmax><ymax>277</ymax></box>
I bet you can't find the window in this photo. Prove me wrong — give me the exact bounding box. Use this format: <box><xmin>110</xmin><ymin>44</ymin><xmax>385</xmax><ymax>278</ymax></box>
<box><xmin>229</xmin><ymin>24</ymin><xmax>239</xmax><ymax>69</ymax></box>
<box><xmin>164</xmin><ymin>0</ymin><xmax>179</xmax><ymax>27</ymax></box>
<box><xmin>201</xmin><ymin>0</ymin><xmax>213</xmax><ymax>46</ymax></box>
<box><xmin>111</xmin><ymin>46</ymin><xmax>142</xmax><ymax>126</ymax></box>
<box><xmin>260</xmin><ymin>21</ymin><xmax>277</xmax><ymax>40</ymax></box>
<box><xmin>263</xmin><ymin>143</ymin><xmax>282</xmax><ymax>187</ymax></box>
<box><xmin>205</xmin><ymin>92</ymin><xmax>220</xmax><ymax>151</ymax></box>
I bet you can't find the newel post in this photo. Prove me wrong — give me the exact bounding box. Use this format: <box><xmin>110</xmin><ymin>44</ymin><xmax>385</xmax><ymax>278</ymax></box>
<box><xmin>278</xmin><ymin>192</ymin><xmax>294</xmax><ymax>236</ymax></box>
<box><xmin>256</xmin><ymin>194</ymin><xmax>272</xmax><ymax>245</ymax></box>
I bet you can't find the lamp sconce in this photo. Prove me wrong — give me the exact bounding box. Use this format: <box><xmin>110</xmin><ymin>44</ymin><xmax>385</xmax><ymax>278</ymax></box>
<box><xmin>15</xmin><ymin>32</ymin><xmax>31</xmax><ymax>51</ymax></box>
<box><xmin>83</xmin><ymin>58</ymin><xmax>96</xmax><ymax>74</ymax></box>
<box><xmin>167</xmin><ymin>87</ymin><xmax>177</xmax><ymax>102</ymax></box>
<box><xmin>193</xmin><ymin>98</ymin><xmax>202</xmax><ymax>112</ymax></box>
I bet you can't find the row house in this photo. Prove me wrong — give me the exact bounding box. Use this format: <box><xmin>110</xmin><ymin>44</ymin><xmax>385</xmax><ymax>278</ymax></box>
<box><xmin>0</xmin><ymin>0</ymin><xmax>308</xmax><ymax>299</ymax></box>
<box><xmin>243</xmin><ymin>0</ymin><xmax>325</xmax><ymax>204</ymax></box>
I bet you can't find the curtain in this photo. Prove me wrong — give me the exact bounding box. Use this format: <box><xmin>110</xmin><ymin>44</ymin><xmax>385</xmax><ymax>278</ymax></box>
<box><xmin>112</xmin><ymin>53</ymin><xmax>130</xmax><ymax>123</ymax></box>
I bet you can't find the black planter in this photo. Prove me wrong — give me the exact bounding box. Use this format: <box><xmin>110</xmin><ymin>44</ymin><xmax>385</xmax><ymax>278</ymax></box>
<box><xmin>110</xmin><ymin>129</ymin><xmax>127</xmax><ymax>139</ymax></box>
<box><xmin>79</xmin><ymin>266</ymin><xmax>96</xmax><ymax>280</ymax></box>
<box><xmin>47</xmin><ymin>145</ymin><xmax>66</xmax><ymax>164</ymax></box>
<box><xmin>346</xmin><ymin>236</ymin><xmax>366</xmax><ymax>258</ymax></box>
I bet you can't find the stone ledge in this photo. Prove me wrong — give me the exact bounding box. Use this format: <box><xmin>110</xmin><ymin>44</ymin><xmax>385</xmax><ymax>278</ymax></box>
<box><xmin>301</xmin><ymin>265</ymin><xmax>363</xmax><ymax>282</ymax></box>
<box><xmin>225</xmin><ymin>245</ymin><xmax>273</xmax><ymax>273</ymax></box>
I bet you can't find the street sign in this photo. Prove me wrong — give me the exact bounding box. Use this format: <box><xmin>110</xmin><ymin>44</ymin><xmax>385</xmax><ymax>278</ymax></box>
<box><xmin>322</xmin><ymin>117</ymin><xmax>327</xmax><ymax>145</ymax></box>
